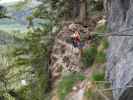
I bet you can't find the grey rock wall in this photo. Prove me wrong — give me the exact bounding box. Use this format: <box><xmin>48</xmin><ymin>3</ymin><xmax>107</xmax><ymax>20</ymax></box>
<box><xmin>105</xmin><ymin>0</ymin><xmax>133</xmax><ymax>100</ymax></box>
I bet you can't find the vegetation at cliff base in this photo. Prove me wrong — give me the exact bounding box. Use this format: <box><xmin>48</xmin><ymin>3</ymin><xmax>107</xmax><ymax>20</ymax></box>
<box><xmin>95</xmin><ymin>51</ymin><xmax>106</xmax><ymax>64</ymax></box>
<box><xmin>91</xmin><ymin>72</ymin><xmax>105</xmax><ymax>81</ymax></box>
<box><xmin>58</xmin><ymin>73</ymin><xmax>85</xmax><ymax>100</ymax></box>
<box><xmin>82</xmin><ymin>45</ymin><xmax>97</xmax><ymax>67</ymax></box>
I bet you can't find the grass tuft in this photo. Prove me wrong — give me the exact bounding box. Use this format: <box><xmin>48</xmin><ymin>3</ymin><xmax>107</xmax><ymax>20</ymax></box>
<box><xmin>91</xmin><ymin>72</ymin><xmax>105</xmax><ymax>81</ymax></box>
<box><xmin>82</xmin><ymin>45</ymin><xmax>97</xmax><ymax>67</ymax></box>
<box><xmin>58</xmin><ymin>73</ymin><xmax>85</xmax><ymax>100</ymax></box>
<box><xmin>95</xmin><ymin>51</ymin><xmax>106</xmax><ymax>64</ymax></box>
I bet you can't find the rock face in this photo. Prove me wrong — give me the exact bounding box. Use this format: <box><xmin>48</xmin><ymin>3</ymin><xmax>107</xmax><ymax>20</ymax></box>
<box><xmin>105</xmin><ymin>0</ymin><xmax>133</xmax><ymax>100</ymax></box>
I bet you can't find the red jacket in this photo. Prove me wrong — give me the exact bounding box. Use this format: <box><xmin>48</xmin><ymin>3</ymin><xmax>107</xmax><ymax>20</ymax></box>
<box><xmin>73</xmin><ymin>31</ymin><xmax>80</xmax><ymax>43</ymax></box>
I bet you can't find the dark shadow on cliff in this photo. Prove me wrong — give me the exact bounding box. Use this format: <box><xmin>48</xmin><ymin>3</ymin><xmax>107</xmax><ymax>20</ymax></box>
<box><xmin>119</xmin><ymin>87</ymin><xmax>133</xmax><ymax>100</ymax></box>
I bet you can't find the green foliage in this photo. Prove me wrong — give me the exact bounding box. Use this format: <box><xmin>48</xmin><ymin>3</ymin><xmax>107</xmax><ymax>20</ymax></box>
<box><xmin>16</xmin><ymin>85</ymin><xmax>32</xmax><ymax>100</ymax></box>
<box><xmin>26</xmin><ymin>16</ymin><xmax>34</xmax><ymax>28</ymax></box>
<box><xmin>11</xmin><ymin>24</ymin><xmax>54</xmax><ymax>99</ymax></box>
<box><xmin>26</xmin><ymin>16</ymin><xmax>33</xmax><ymax>21</ymax></box>
<box><xmin>95</xmin><ymin>24</ymin><xmax>108</xmax><ymax>33</ymax></box>
<box><xmin>58</xmin><ymin>73</ymin><xmax>85</xmax><ymax>100</ymax></box>
<box><xmin>0</xmin><ymin>1</ymin><xmax>59</xmax><ymax>99</ymax></box>
<box><xmin>82</xmin><ymin>45</ymin><xmax>97</xmax><ymax>67</ymax></box>
<box><xmin>91</xmin><ymin>35</ymin><xmax>103</xmax><ymax>46</ymax></box>
<box><xmin>86</xmin><ymin>34</ymin><xmax>108</xmax><ymax>66</ymax></box>
<box><xmin>92</xmin><ymin>23</ymin><xmax>108</xmax><ymax>44</ymax></box>
<box><xmin>89</xmin><ymin>0</ymin><xmax>104</xmax><ymax>11</ymax></box>
<box><xmin>13</xmin><ymin>0</ymin><xmax>31</xmax><ymax>11</ymax></box>
<box><xmin>84</xmin><ymin>89</ymin><xmax>94</xmax><ymax>100</ymax></box>
<box><xmin>34</xmin><ymin>0</ymin><xmax>79</xmax><ymax>22</ymax></box>
<box><xmin>88</xmin><ymin>0</ymin><xmax>104</xmax><ymax>16</ymax></box>
<box><xmin>95</xmin><ymin>51</ymin><xmax>106</xmax><ymax>64</ymax></box>
<box><xmin>101</xmin><ymin>38</ymin><xmax>109</xmax><ymax>49</ymax></box>
<box><xmin>2</xmin><ymin>93</ymin><xmax>16</xmax><ymax>100</ymax></box>
<box><xmin>0</xmin><ymin>6</ymin><xmax>7</xmax><ymax>17</ymax></box>
<box><xmin>91</xmin><ymin>72</ymin><xmax>105</xmax><ymax>81</ymax></box>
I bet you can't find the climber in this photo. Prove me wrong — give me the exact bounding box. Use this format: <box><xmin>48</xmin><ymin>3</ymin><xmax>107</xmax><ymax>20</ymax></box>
<box><xmin>69</xmin><ymin>23</ymin><xmax>81</xmax><ymax>48</ymax></box>
<box><xmin>71</xmin><ymin>31</ymin><xmax>81</xmax><ymax>48</ymax></box>
<box><xmin>69</xmin><ymin>23</ymin><xmax>84</xmax><ymax>55</ymax></box>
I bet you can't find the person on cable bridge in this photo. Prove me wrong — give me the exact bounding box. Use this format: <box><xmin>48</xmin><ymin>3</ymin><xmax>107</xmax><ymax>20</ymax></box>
<box><xmin>68</xmin><ymin>23</ymin><xmax>87</xmax><ymax>56</ymax></box>
<box><xmin>71</xmin><ymin>31</ymin><xmax>81</xmax><ymax>48</ymax></box>
<box><xmin>68</xmin><ymin>23</ymin><xmax>81</xmax><ymax>48</ymax></box>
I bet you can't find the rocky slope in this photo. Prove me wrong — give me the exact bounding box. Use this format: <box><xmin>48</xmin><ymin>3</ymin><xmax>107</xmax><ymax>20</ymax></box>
<box><xmin>105</xmin><ymin>0</ymin><xmax>133</xmax><ymax>100</ymax></box>
<box><xmin>50</xmin><ymin>16</ymin><xmax>103</xmax><ymax>79</ymax></box>
<box><xmin>50</xmin><ymin>23</ymin><xmax>90</xmax><ymax>100</ymax></box>
<box><xmin>49</xmin><ymin>15</ymin><xmax>110</xmax><ymax>100</ymax></box>
<box><xmin>50</xmin><ymin>23</ymin><xmax>89</xmax><ymax>80</ymax></box>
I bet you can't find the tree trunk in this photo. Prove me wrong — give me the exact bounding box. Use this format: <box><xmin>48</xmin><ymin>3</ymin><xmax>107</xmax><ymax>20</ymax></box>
<box><xmin>79</xmin><ymin>0</ymin><xmax>87</xmax><ymax>24</ymax></box>
<box><xmin>71</xmin><ymin>0</ymin><xmax>80</xmax><ymax>19</ymax></box>
<box><xmin>71</xmin><ymin>0</ymin><xmax>88</xmax><ymax>23</ymax></box>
